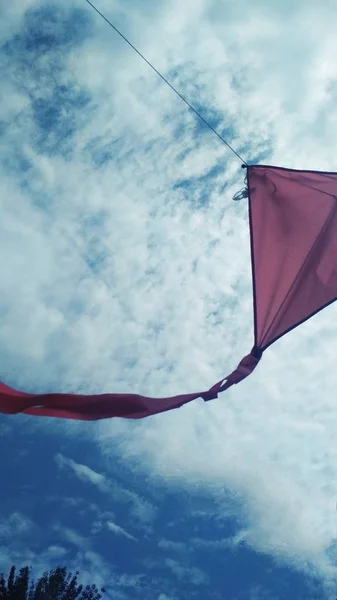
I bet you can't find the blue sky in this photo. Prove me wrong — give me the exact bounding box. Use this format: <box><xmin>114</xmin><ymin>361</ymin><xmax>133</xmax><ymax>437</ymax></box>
<box><xmin>0</xmin><ymin>423</ymin><xmax>329</xmax><ymax>599</ymax></box>
<box><xmin>2</xmin><ymin>1</ymin><xmax>337</xmax><ymax>599</ymax></box>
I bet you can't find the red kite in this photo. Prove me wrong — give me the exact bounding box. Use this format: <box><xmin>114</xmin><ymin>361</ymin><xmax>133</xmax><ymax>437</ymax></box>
<box><xmin>1</xmin><ymin>164</ymin><xmax>337</xmax><ymax>420</ymax></box>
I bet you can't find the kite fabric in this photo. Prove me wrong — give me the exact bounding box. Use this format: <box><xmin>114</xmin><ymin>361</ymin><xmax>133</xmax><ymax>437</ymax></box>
<box><xmin>1</xmin><ymin>164</ymin><xmax>337</xmax><ymax>421</ymax></box>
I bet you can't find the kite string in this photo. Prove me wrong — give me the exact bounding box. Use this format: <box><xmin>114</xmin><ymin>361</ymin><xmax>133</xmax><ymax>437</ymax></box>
<box><xmin>84</xmin><ymin>0</ymin><xmax>247</xmax><ymax>166</ymax></box>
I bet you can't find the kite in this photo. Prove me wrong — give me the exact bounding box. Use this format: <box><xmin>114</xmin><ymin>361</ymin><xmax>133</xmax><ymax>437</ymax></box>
<box><xmin>1</xmin><ymin>163</ymin><xmax>337</xmax><ymax>421</ymax></box>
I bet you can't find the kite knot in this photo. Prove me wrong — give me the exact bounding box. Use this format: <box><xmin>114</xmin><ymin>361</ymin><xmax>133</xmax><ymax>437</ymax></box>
<box><xmin>251</xmin><ymin>346</ymin><xmax>263</xmax><ymax>360</ymax></box>
<box><xmin>201</xmin><ymin>388</ymin><xmax>220</xmax><ymax>402</ymax></box>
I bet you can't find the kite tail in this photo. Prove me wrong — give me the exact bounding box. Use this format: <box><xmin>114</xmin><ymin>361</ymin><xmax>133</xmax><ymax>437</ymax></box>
<box><xmin>0</xmin><ymin>349</ymin><xmax>262</xmax><ymax>421</ymax></box>
<box><xmin>204</xmin><ymin>348</ymin><xmax>263</xmax><ymax>398</ymax></box>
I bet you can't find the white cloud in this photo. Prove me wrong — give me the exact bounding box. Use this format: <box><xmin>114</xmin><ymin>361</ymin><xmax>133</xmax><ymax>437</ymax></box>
<box><xmin>0</xmin><ymin>513</ymin><xmax>34</xmax><ymax>538</ymax></box>
<box><xmin>55</xmin><ymin>453</ymin><xmax>155</xmax><ymax>527</ymax></box>
<box><xmin>165</xmin><ymin>558</ymin><xmax>208</xmax><ymax>586</ymax></box>
<box><xmin>158</xmin><ymin>539</ymin><xmax>187</xmax><ymax>554</ymax></box>
<box><xmin>2</xmin><ymin>0</ymin><xmax>337</xmax><ymax>586</ymax></box>
<box><xmin>55</xmin><ymin>526</ymin><xmax>90</xmax><ymax>551</ymax></box>
<box><xmin>107</xmin><ymin>520</ymin><xmax>137</xmax><ymax>542</ymax></box>
<box><xmin>46</xmin><ymin>545</ymin><xmax>68</xmax><ymax>559</ymax></box>
<box><xmin>248</xmin><ymin>586</ymin><xmax>276</xmax><ymax>600</ymax></box>
<box><xmin>55</xmin><ymin>453</ymin><xmax>109</xmax><ymax>491</ymax></box>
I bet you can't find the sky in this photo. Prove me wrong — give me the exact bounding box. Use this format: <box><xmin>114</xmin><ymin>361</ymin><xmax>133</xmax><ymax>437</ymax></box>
<box><xmin>1</xmin><ymin>0</ymin><xmax>337</xmax><ymax>598</ymax></box>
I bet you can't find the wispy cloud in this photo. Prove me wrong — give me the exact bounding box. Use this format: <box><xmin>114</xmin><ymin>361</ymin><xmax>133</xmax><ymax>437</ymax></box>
<box><xmin>0</xmin><ymin>512</ymin><xmax>34</xmax><ymax>538</ymax></box>
<box><xmin>55</xmin><ymin>453</ymin><xmax>156</xmax><ymax>528</ymax></box>
<box><xmin>165</xmin><ymin>558</ymin><xmax>208</xmax><ymax>586</ymax></box>
<box><xmin>106</xmin><ymin>520</ymin><xmax>137</xmax><ymax>542</ymax></box>
<box><xmin>46</xmin><ymin>545</ymin><xmax>68</xmax><ymax>559</ymax></box>
<box><xmin>55</xmin><ymin>453</ymin><xmax>110</xmax><ymax>491</ymax></box>
<box><xmin>55</xmin><ymin>526</ymin><xmax>91</xmax><ymax>552</ymax></box>
<box><xmin>158</xmin><ymin>539</ymin><xmax>187</xmax><ymax>555</ymax></box>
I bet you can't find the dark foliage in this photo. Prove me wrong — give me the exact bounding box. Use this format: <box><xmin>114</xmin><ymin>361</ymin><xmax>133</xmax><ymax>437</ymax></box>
<box><xmin>0</xmin><ymin>566</ymin><xmax>105</xmax><ymax>600</ymax></box>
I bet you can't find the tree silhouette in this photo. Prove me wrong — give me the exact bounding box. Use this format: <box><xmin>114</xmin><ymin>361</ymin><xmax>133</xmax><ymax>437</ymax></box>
<box><xmin>0</xmin><ymin>566</ymin><xmax>105</xmax><ymax>600</ymax></box>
